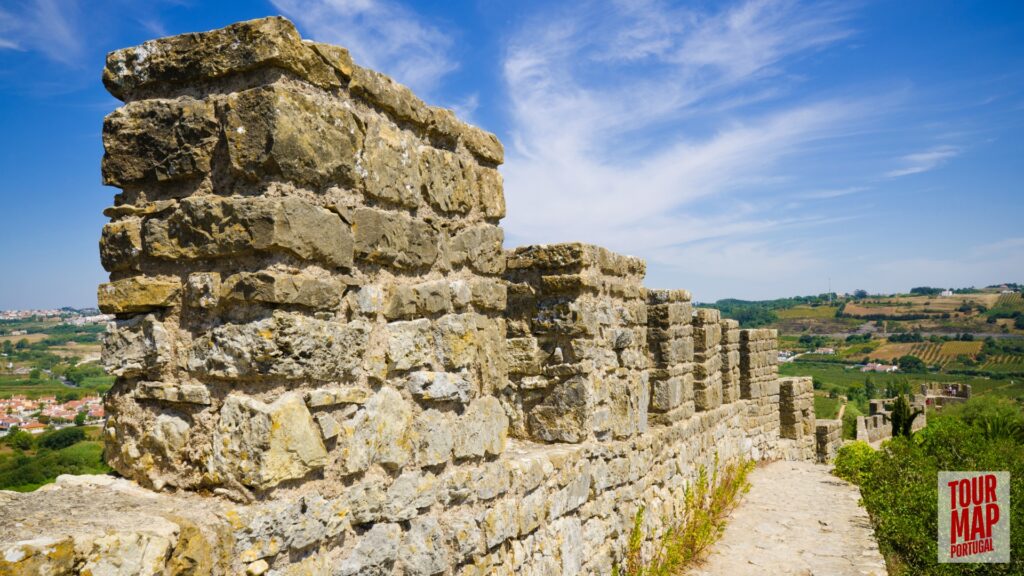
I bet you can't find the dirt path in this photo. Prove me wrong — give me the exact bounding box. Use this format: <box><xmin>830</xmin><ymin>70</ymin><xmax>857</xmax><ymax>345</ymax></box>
<box><xmin>690</xmin><ymin>460</ymin><xmax>888</xmax><ymax>576</ymax></box>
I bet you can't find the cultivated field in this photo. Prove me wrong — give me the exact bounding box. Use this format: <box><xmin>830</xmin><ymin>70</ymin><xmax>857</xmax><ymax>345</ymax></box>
<box><xmin>0</xmin><ymin>333</ymin><xmax>49</xmax><ymax>344</ymax></box>
<box><xmin>865</xmin><ymin>341</ymin><xmax>983</xmax><ymax>366</ymax></box>
<box><xmin>776</xmin><ymin>306</ymin><xmax>839</xmax><ymax>320</ymax></box>
<box><xmin>841</xmin><ymin>294</ymin><xmax>1000</xmax><ymax>318</ymax></box>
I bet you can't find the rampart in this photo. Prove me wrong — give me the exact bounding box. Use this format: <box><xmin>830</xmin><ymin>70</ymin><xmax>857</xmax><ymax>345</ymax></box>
<box><xmin>2</xmin><ymin>17</ymin><xmax>825</xmax><ymax>575</ymax></box>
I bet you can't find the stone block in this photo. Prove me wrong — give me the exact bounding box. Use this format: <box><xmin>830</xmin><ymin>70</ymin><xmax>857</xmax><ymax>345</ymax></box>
<box><xmin>221</xmin><ymin>270</ymin><xmax>343</xmax><ymax>309</ymax></box>
<box><xmin>353</xmin><ymin>207</ymin><xmax>439</xmax><ymax>269</ymax></box>
<box><xmin>102</xmin><ymin>98</ymin><xmax>218</xmax><ymax>185</ymax></box>
<box><xmin>212</xmin><ymin>392</ymin><xmax>328</xmax><ymax>489</ymax></box>
<box><xmin>453</xmin><ymin>396</ymin><xmax>508</xmax><ymax>459</ymax></box>
<box><xmin>223</xmin><ymin>84</ymin><xmax>363</xmax><ymax>187</ymax></box>
<box><xmin>449</xmin><ymin>225</ymin><xmax>505</xmax><ymax>274</ymax></box>
<box><xmin>145</xmin><ymin>196</ymin><xmax>354</xmax><ymax>269</ymax></box>
<box><xmin>103</xmin><ymin>16</ymin><xmax>341</xmax><ymax>100</ymax></box>
<box><xmin>98</xmin><ymin>276</ymin><xmax>181</xmax><ymax>313</ymax></box>
<box><xmin>99</xmin><ymin>218</ymin><xmax>143</xmax><ymax>272</ymax></box>
<box><xmin>188</xmin><ymin>311</ymin><xmax>369</xmax><ymax>381</ymax></box>
<box><xmin>360</xmin><ymin>118</ymin><xmax>421</xmax><ymax>208</ymax></box>
<box><xmin>102</xmin><ymin>314</ymin><xmax>172</xmax><ymax>377</ymax></box>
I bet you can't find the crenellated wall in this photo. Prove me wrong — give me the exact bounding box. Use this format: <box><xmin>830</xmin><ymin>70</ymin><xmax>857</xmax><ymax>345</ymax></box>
<box><xmin>1</xmin><ymin>17</ymin><xmax>820</xmax><ymax>576</ymax></box>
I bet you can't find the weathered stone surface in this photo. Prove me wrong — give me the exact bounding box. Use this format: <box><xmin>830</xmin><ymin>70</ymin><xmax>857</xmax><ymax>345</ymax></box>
<box><xmin>103</xmin><ymin>16</ymin><xmax>340</xmax><ymax>100</ymax></box>
<box><xmin>406</xmin><ymin>371</ymin><xmax>471</xmax><ymax>403</ymax></box>
<box><xmin>98</xmin><ymin>276</ymin><xmax>181</xmax><ymax>313</ymax></box>
<box><xmin>212</xmin><ymin>392</ymin><xmax>328</xmax><ymax>489</ymax></box>
<box><xmin>386</xmin><ymin>318</ymin><xmax>435</xmax><ymax>372</ymax></box>
<box><xmin>223</xmin><ymin>84</ymin><xmax>363</xmax><ymax>187</ymax></box>
<box><xmin>221</xmin><ymin>270</ymin><xmax>343</xmax><ymax>309</ymax></box>
<box><xmin>185</xmin><ymin>272</ymin><xmax>220</xmax><ymax>309</ymax></box>
<box><xmin>0</xmin><ymin>475</ymin><xmax>232</xmax><ymax>576</ymax></box>
<box><xmin>400</xmin><ymin>516</ymin><xmax>449</xmax><ymax>576</ymax></box>
<box><xmin>333</xmin><ymin>387</ymin><xmax>414</xmax><ymax>474</ymax></box>
<box><xmin>414</xmin><ymin>409</ymin><xmax>453</xmax><ymax>466</ymax></box>
<box><xmin>99</xmin><ymin>218</ymin><xmax>143</xmax><ymax>272</ymax></box>
<box><xmin>135</xmin><ymin>381</ymin><xmax>211</xmax><ymax>405</ymax></box>
<box><xmin>359</xmin><ymin>119</ymin><xmax>421</xmax><ymax>208</ymax></box>
<box><xmin>453</xmin><ymin>396</ymin><xmax>508</xmax><ymax>459</ymax></box>
<box><xmin>188</xmin><ymin>312</ymin><xmax>369</xmax><ymax>381</ymax></box>
<box><xmin>145</xmin><ymin>196</ymin><xmax>354</xmax><ymax>268</ymax></box>
<box><xmin>420</xmin><ymin>147</ymin><xmax>473</xmax><ymax>214</ymax></box>
<box><xmin>384</xmin><ymin>470</ymin><xmax>438</xmax><ymax>521</ymax></box>
<box><xmin>102</xmin><ymin>314</ymin><xmax>172</xmax><ymax>377</ymax></box>
<box><xmin>353</xmin><ymin>207</ymin><xmax>439</xmax><ymax>269</ymax></box>
<box><xmin>335</xmin><ymin>522</ymin><xmax>401</xmax><ymax>576</ymax></box>
<box><xmin>102</xmin><ymin>98</ymin><xmax>218</xmax><ymax>185</ymax></box>
<box><xmin>449</xmin><ymin>225</ymin><xmax>505</xmax><ymax>274</ymax></box>
<box><xmin>528</xmin><ymin>377</ymin><xmax>592</xmax><ymax>443</ymax></box>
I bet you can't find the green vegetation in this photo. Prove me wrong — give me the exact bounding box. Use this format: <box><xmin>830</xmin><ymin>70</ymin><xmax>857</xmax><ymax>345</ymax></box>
<box><xmin>833</xmin><ymin>397</ymin><xmax>1024</xmax><ymax>574</ymax></box>
<box><xmin>813</xmin><ymin>394</ymin><xmax>840</xmax><ymax>419</ymax></box>
<box><xmin>614</xmin><ymin>457</ymin><xmax>755</xmax><ymax>576</ymax></box>
<box><xmin>0</xmin><ymin>426</ymin><xmax>110</xmax><ymax>492</ymax></box>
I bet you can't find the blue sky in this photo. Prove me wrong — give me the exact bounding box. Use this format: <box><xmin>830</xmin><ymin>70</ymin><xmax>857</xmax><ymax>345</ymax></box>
<box><xmin>0</xmin><ymin>0</ymin><xmax>1022</xmax><ymax>309</ymax></box>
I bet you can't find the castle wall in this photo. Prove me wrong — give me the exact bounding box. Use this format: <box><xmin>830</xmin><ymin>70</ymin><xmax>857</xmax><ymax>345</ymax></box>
<box><xmin>1</xmin><ymin>17</ymin><xmax>817</xmax><ymax>576</ymax></box>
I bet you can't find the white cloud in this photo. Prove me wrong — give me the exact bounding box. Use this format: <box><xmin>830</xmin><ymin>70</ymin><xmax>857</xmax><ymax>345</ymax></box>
<box><xmin>269</xmin><ymin>0</ymin><xmax>455</xmax><ymax>94</ymax></box>
<box><xmin>0</xmin><ymin>0</ymin><xmax>84</xmax><ymax>65</ymax></box>
<box><xmin>885</xmin><ymin>145</ymin><xmax>960</xmax><ymax>177</ymax></box>
<box><xmin>501</xmin><ymin>0</ymin><xmax>868</xmax><ymax>297</ymax></box>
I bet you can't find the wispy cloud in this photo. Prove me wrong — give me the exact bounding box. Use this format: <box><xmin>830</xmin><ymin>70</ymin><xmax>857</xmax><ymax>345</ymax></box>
<box><xmin>500</xmin><ymin>0</ymin><xmax>873</xmax><ymax>298</ymax></box>
<box><xmin>885</xmin><ymin>145</ymin><xmax>960</xmax><ymax>177</ymax></box>
<box><xmin>269</xmin><ymin>0</ymin><xmax>455</xmax><ymax>95</ymax></box>
<box><xmin>0</xmin><ymin>0</ymin><xmax>84</xmax><ymax>65</ymax></box>
<box><xmin>796</xmin><ymin>186</ymin><xmax>869</xmax><ymax>200</ymax></box>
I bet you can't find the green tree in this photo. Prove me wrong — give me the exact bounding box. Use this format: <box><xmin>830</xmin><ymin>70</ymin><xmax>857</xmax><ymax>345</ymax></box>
<box><xmin>14</xmin><ymin>338</ymin><xmax>29</xmax><ymax>350</ymax></box>
<box><xmin>864</xmin><ymin>376</ymin><xmax>877</xmax><ymax>400</ymax></box>
<box><xmin>74</xmin><ymin>411</ymin><xmax>87</xmax><ymax>427</ymax></box>
<box><xmin>1</xmin><ymin>340</ymin><xmax>12</xmax><ymax>355</ymax></box>
<box><xmin>889</xmin><ymin>394</ymin><xmax>923</xmax><ymax>438</ymax></box>
<box><xmin>897</xmin><ymin>355</ymin><xmax>926</xmax><ymax>373</ymax></box>
<box><xmin>37</xmin><ymin>427</ymin><xmax>85</xmax><ymax>451</ymax></box>
<box><xmin>5</xmin><ymin>427</ymin><xmax>34</xmax><ymax>451</ymax></box>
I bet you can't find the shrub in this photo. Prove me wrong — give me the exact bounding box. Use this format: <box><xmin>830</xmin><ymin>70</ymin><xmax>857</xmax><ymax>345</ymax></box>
<box><xmin>37</xmin><ymin>427</ymin><xmax>85</xmax><ymax>451</ymax></box>
<box><xmin>833</xmin><ymin>441</ymin><xmax>877</xmax><ymax>484</ymax></box>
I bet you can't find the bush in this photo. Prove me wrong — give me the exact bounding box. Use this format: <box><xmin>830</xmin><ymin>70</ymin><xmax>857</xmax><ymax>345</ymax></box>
<box><xmin>0</xmin><ymin>442</ymin><xmax>111</xmax><ymax>492</ymax></box>
<box><xmin>37</xmin><ymin>427</ymin><xmax>85</xmax><ymax>451</ymax></box>
<box><xmin>833</xmin><ymin>441</ymin><xmax>877</xmax><ymax>484</ymax></box>
<box><xmin>839</xmin><ymin>399</ymin><xmax>1024</xmax><ymax>574</ymax></box>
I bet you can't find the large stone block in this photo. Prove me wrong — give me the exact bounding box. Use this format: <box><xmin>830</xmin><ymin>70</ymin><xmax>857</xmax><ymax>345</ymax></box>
<box><xmin>102</xmin><ymin>315</ymin><xmax>172</xmax><ymax>377</ymax></box>
<box><xmin>98</xmin><ymin>276</ymin><xmax>181</xmax><ymax>314</ymax></box>
<box><xmin>212</xmin><ymin>392</ymin><xmax>328</xmax><ymax>489</ymax></box>
<box><xmin>102</xmin><ymin>98</ymin><xmax>219</xmax><ymax>186</ymax></box>
<box><xmin>99</xmin><ymin>218</ymin><xmax>143</xmax><ymax>272</ymax></box>
<box><xmin>223</xmin><ymin>85</ymin><xmax>364</xmax><ymax>187</ymax></box>
<box><xmin>353</xmin><ymin>207</ymin><xmax>439</xmax><ymax>269</ymax></box>
<box><xmin>145</xmin><ymin>196</ymin><xmax>354</xmax><ymax>268</ymax></box>
<box><xmin>221</xmin><ymin>270</ymin><xmax>343</xmax><ymax>309</ymax></box>
<box><xmin>103</xmin><ymin>16</ymin><xmax>340</xmax><ymax>100</ymax></box>
<box><xmin>188</xmin><ymin>312</ymin><xmax>369</xmax><ymax>381</ymax></box>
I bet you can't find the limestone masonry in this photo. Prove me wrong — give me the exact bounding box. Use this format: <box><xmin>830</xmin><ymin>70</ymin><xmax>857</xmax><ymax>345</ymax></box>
<box><xmin>2</xmin><ymin>17</ymin><xmax>828</xmax><ymax>575</ymax></box>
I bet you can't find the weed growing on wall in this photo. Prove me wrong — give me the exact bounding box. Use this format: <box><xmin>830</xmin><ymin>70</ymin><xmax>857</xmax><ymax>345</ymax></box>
<box><xmin>614</xmin><ymin>456</ymin><xmax>756</xmax><ymax>576</ymax></box>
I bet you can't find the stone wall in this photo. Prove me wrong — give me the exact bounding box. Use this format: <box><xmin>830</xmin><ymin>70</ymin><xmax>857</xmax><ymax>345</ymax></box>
<box><xmin>815</xmin><ymin>419</ymin><xmax>842</xmax><ymax>463</ymax></box>
<box><xmin>645</xmin><ymin>289</ymin><xmax>695</xmax><ymax>425</ymax></box>
<box><xmin>503</xmin><ymin>244</ymin><xmax>648</xmax><ymax>444</ymax></box>
<box><xmin>1</xmin><ymin>17</ymin><xmax>820</xmax><ymax>576</ymax></box>
<box><xmin>856</xmin><ymin>414</ymin><xmax>890</xmax><ymax>444</ymax></box>
<box><xmin>778</xmin><ymin>377</ymin><xmax>815</xmax><ymax>461</ymax></box>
